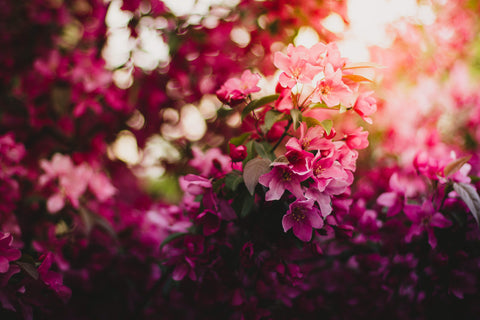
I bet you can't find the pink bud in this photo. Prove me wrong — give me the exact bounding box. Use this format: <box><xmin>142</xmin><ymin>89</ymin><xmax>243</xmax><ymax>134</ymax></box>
<box><xmin>229</xmin><ymin>143</ymin><xmax>247</xmax><ymax>162</ymax></box>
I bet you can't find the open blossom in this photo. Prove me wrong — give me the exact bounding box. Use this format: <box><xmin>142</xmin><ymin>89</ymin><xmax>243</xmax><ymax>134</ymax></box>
<box><xmin>274</xmin><ymin>44</ymin><xmax>323</xmax><ymax>88</ymax></box>
<box><xmin>39</xmin><ymin>153</ymin><xmax>116</xmax><ymax>213</ymax></box>
<box><xmin>404</xmin><ymin>200</ymin><xmax>452</xmax><ymax>248</ymax></box>
<box><xmin>311</xmin><ymin>63</ymin><xmax>352</xmax><ymax>108</ymax></box>
<box><xmin>282</xmin><ymin>199</ymin><xmax>324</xmax><ymax>241</ymax></box>
<box><xmin>190</xmin><ymin>147</ymin><xmax>232</xmax><ymax>178</ymax></box>
<box><xmin>258</xmin><ymin>163</ymin><xmax>306</xmax><ymax>201</ymax></box>
<box><xmin>216</xmin><ymin>70</ymin><xmax>261</xmax><ymax>105</ymax></box>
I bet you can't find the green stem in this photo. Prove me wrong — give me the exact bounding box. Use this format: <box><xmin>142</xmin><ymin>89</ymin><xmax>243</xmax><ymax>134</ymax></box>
<box><xmin>270</xmin><ymin>118</ymin><xmax>293</xmax><ymax>153</ymax></box>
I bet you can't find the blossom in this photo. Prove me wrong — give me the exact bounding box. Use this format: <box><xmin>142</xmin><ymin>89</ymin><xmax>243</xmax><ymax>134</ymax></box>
<box><xmin>0</xmin><ymin>233</ymin><xmax>21</xmax><ymax>274</ymax></box>
<box><xmin>345</xmin><ymin>127</ymin><xmax>369</xmax><ymax>150</ymax></box>
<box><xmin>404</xmin><ymin>200</ymin><xmax>452</xmax><ymax>248</ymax></box>
<box><xmin>39</xmin><ymin>154</ymin><xmax>116</xmax><ymax>213</ymax></box>
<box><xmin>216</xmin><ymin>70</ymin><xmax>261</xmax><ymax>105</ymax></box>
<box><xmin>353</xmin><ymin>91</ymin><xmax>377</xmax><ymax>124</ymax></box>
<box><xmin>311</xmin><ymin>63</ymin><xmax>352</xmax><ymax>108</ymax></box>
<box><xmin>282</xmin><ymin>199</ymin><xmax>324</xmax><ymax>241</ymax></box>
<box><xmin>274</xmin><ymin>44</ymin><xmax>323</xmax><ymax>88</ymax></box>
<box><xmin>258</xmin><ymin>163</ymin><xmax>306</xmax><ymax>201</ymax></box>
<box><xmin>38</xmin><ymin>253</ymin><xmax>72</xmax><ymax>303</ymax></box>
<box><xmin>229</xmin><ymin>143</ymin><xmax>247</xmax><ymax>162</ymax></box>
<box><xmin>190</xmin><ymin>147</ymin><xmax>232</xmax><ymax>178</ymax></box>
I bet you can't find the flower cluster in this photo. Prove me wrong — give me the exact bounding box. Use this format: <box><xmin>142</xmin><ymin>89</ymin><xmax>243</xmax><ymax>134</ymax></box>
<box><xmin>2</xmin><ymin>0</ymin><xmax>480</xmax><ymax>319</ymax></box>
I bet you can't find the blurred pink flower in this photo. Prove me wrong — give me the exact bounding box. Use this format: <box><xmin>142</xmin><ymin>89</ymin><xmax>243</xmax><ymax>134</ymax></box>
<box><xmin>216</xmin><ymin>70</ymin><xmax>261</xmax><ymax>105</ymax></box>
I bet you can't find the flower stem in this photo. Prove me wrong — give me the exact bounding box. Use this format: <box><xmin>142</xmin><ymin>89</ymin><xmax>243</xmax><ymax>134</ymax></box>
<box><xmin>270</xmin><ymin>118</ymin><xmax>293</xmax><ymax>153</ymax></box>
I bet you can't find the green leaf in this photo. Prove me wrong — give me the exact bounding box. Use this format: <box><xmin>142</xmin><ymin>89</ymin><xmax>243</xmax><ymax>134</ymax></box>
<box><xmin>320</xmin><ymin>119</ymin><xmax>333</xmax><ymax>135</ymax></box>
<box><xmin>243</xmin><ymin>158</ymin><xmax>271</xmax><ymax>195</ymax></box>
<box><xmin>453</xmin><ymin>182</ymin><xmax>480</xmax><ymax>227</ymax></box>
<box><xmin>160</xmin><ymin>232</ymin><xmax>188</xmax><ymax>250</ymax></box>
<box><xmin>230</xmin><ymin>133</ymin><xmax>250</xmax><ymax>146</ymax></box>
<box><xmin>304</xmin><ymin>116</ymin><xmax>321</xmax><ymax>128</ymax></box>
<box><xmin>232</xmin><ymin>189</ymin><xmax>255</xmax><ymax>218</ymax></box>
<box><xmin>242</xmin><ymin>140</ymin><xmax>257</xmax><ymax>167</ymax></box>
<box><xmin>217</xmin><ymin>107</ymin><xmax>235</xmax><ymax>117</ymax></box>
<box><xmin>212</xmin><ymin>177</ymin><xmax>225</xmax><ymax>193</ymax></box>
<box><xmin>240</xmin><ymin>193</ymin><xmax>255</xmax><ymax>218</ymax></box>
<box><xmin>225</xmin><ymin>171</ymin><xmax>243</xmax><ymax>192</ymax></box>
<box><xmin>254</xmin><ymin>141</ymin><xmax>275</xmax><ymax>161</ymax></box>
<box><xmin>15</xmin><ymin>261</ymin><xmax>39</xmax><ymax>280</ymax></box>
<box><xmin>290</xmin><ymin>108</ymin><xmax>303</xmax><ymax>130</ymax></box>
<box><xmin>241</xmin><ymin>94</ymin><xmax>279</xmax><ymax>119</ymax></box>
<box><xmin>309</xmin><ymin>102</ymin><xmax>329</xmax><ymax>110</ymax></box>
<box><xmin>262</xmin><ymin>110</ymin><xmax>283</xmax><ymax>133</ymax></box>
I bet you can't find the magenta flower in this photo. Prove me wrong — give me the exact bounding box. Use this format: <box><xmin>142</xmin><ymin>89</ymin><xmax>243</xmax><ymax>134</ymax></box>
<box><xmin>216</xmin><ymin>69</ymin><xmax>261</xmax><ymax>105</ymax></box>
<box><xmin>404</xmin><ymin>200</ymin><xmax>452</xmax><ymax>248</ymax></box>
<box><xmin>38</xmin><ymin>253</ymin><xmax>72</xmax><ymax>303</ymax></box>
<box><xmin>190</xmin><ymin>147</ymin><xmax>232</xmax><ymax>178</ymax></box>
<box><xmin>39</xmin><ymin>154</ymin><xmax>116</xmax><ymax>213</ymax></box>
<box><xmin>282</xmin><ymin>199</ymin><xmax>324</xmax><ymax>242</ymax></box>
<box><xmin>258</xmin><ymin>163</ymin><xmax>305</xmax><ymax>201</ymax></box>
<box><xmin>229</xmin><ymin>143</ymin><xmax>247</xmax><ymax>162</ymax></box>
<box><xmin>0</xmin><ymin>233</ymin><xmax>21</xmax><ymax>274</ymax></box>
<box><xmin>285</xmin><ymin>137</ymin><xmax>314</xmax><ymax>175</ymax></box>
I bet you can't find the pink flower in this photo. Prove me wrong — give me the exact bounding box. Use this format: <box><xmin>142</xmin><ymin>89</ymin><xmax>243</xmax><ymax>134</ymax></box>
<box><xmin>353</xmin><ymin>91</ymin><xmax>377</xmax><ymax>124</ymax></box>
<box><xmin>195</xmin><ymin>209</ymin><xmax>222</xmax><ymax>236</ymax></box>
<box><xmin>312</xmin><ymin>64</ymin><xmax>352</xmax><ymax>108</ymax></box>
<box><xmin>216</xmin><ymin>70</ymin><xmax>261</xmax><ymax>105</ymax></box>
<box><xmin>0</xmin><ymin>233</ymin><xmax>21</xmax><ymax>274</ymax></box>
<box><xmin>39</xmin><ymin>154</ymin><xmax>116</xmax><ymax>213</ymax></box>
<box><xmin>324</xmin><ymin>42</ymin><xmax>347</xmax><ymax>70</ymax></box>
<box><xmin>258</xmin><ymin>163</ymin><xmax>306</xmax><ymax>201</ymax></box>
<box><xmin>38</xmin><ymin>253</ymin><xmax>72</xmax><ymax>303</ymax></box>
<box><xmin>291</xmin><ymin>123</ymin><xmax>335</xmax><ymax>151</ymax></box>
<box><xmin>274</xmin><ymin>44</ymin><xmax>323</xmax><ymax>88</ymax></box>
<box><xmin>345</xmin><ymin>127</ymin><xmax>369</xmax><ymax>150</ymax></box>
<box><xmin>404</xmin><ymin>200</ymin><xmax>452</xmax><ymax>248</ymax></box>
<box><xmin>190</xmin><ymin>147</ymin><xmax>232</xmax><ymax>178</ymax></box>
<box><xmin>282</xmin><ymin>199</ymin><xmax>324</xmax><ymax>242</ymax></box>
<box><xmin>229</xmin><ymin>143</ymin><xmax>247</xmax><ymax>162</ymax></box>
<box><xmin>285</xmin><ymin>137</ymin><xmax>314</xmax><ymax>175</ymax></box>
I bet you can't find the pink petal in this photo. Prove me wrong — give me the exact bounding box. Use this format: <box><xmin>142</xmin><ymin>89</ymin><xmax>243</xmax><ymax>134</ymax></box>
<box><xmin>377</xmin><ymin>192</ymin><xmax>397</xmax><ymax>207</ymax></box>
<box><xmin>293</xmin><ymin>222</ymin><xmax>313</xmax><ymax>242</ymax></box>
<box><xmin>282</xmin><ymin>214</ymin><xmax>295</xmax><ymax>232</ymax></box>
<box><xmin>47</xmin><ymin>193</ymin><xmax>65</xmax><ymax>213</ymax></box>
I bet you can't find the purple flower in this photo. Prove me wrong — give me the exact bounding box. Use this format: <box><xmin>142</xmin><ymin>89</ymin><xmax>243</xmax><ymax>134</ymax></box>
<box><xmin>0</xmin><ymin>233</ymin><xmax>21</xmax><ymax>274</ymax></box>
<box><xmin>404</xmin><ymin>200</ymin><xmax>452</xmax><ymax>248</ymax></box>
<box><xmin>282</xmin><ymin>199</ymin><xmax>324</xmax><ymax>242</ymax></box>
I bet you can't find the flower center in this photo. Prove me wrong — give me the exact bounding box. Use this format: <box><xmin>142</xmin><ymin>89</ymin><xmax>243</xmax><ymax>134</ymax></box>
<box><xmin>301</xmin><ymin>139</ymin><xmax>310</xmax><ymax>150</ymax></box>
<box><xmin>320</xmin><ymin>85</ymin><xmax>331</xmax><ymax>96</ymax></box>
<box><xmin>314</xmin><ymin>165</ymin><xmax>324</xmax><ymax>176</ymax></box>
<box><xmin>282</xmin><ymin>169</ymin><xmax>292</xmax><ymax>181</ymax></box>
<box><xmin>292</xmin><ymin>207</ymin><xmax>306</xmax><ymax>222</ymax></box>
